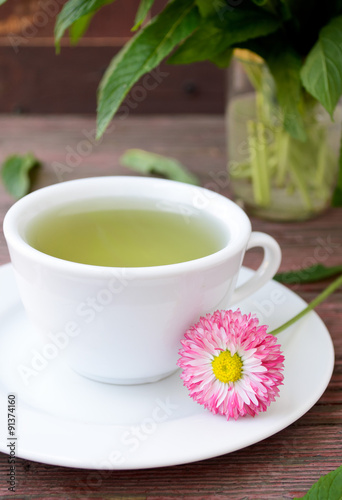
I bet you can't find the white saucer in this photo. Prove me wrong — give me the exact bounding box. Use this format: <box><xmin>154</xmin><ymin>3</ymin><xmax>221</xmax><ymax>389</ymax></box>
<box><xmin>0</xmin><ymin>263</ymin><xmax>334</xmax><ymax>470</ymax></box>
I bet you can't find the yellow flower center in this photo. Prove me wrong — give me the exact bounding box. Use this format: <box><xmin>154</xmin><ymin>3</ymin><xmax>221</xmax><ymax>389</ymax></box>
<box><xmin>212</xmin><ymin>350</ymin><xmax>243</xmax><ymax>383</ymax></box>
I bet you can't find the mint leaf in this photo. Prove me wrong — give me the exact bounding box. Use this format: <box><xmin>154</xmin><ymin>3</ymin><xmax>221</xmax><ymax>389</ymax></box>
<box><xmin>278</xmin><ymin>0</ymin><xmax>293</xmax><ymax>20</ymax></box>
<box><xmin>168</xmin><ymin>8</ymin><xmax>280</xmax><ymax>65</ymax></box>
<box><xmin>332</xmin><ymin>133</ymin><xmax>342</xmax><ymax>206</ymax></box>
<box><xmin>294</xmin><ymin>465</ymin><xmax>342</xmax><ymax>499</ymax></box>
<box><xmin>275</xmin><ymin>264</ymin><xmax>342</xmax><ymax>284</ymax></box>
<box><xmin>209</xmin><ymin>48</ymin><xmax>233</xmax><ymax>69</ymax></box>
<box><xmin>120</xmin><ymin>149</ymin><xmax>200</xmax><ymax>185</ymax></box>
<box><xmin>168</xmin><ymin>22</ymin><xmax>223</xmax><ymax>65</ymax></box>
<box><xmin>69</xmin><ymin>12</ymin><xmax>95</xmax><ymax>44</ymax></box>
<box><xmin>237</xmin><ymin>36</ymin><xmax>306</xmax><ymax>140</ymax></box>
<box><xmin>267</xmin><ymin>46</ymin><xmax>306</xmax><ymax>141</ymax></box>
<box><xmin>195</xmin><ymin>0</ymin><xmax>221</xmax><ymax>17</ymax></box>
<box><xmin>300</xmin><ymin>15</ymin><xmax>342</xmax><ymax>117</ymax></box>
<box><xmin>335</xmin><ymin>0</ymin><xmax>342</xmax><ymax>14</ymax></box>
<box><xmin>55</xmin><ymin>0</ymin><xmax>116</xmax><ymax>51</ymax></box>
<box><xmin>1</xmin><ymin>153</ymin><xmax>41</xmax><ymax>199</ymax></box>
<box><xmin>132</xmin><ymin>0</ymin><xmax>155</xmax><ymax>31</ymax></box>
<box><xmin>96</xmin><ymin>0</ymin><xmax>200</xmax><ymax>139</ymax></box>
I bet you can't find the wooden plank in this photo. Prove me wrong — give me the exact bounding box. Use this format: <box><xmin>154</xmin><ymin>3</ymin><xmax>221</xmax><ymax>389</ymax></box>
<box><xmin>0</xmin><ymin>0</ymin><xmax>225</xmax><ymax>114</ymax></box>
<box><xmin>0</xmin><ymin>427</ymin><xmax>341</xmax><ymax>498</ymax></box>
<box><xmin>0</xmin><ymin>47</ymin><xmax>225</xmax><ymax>114</ymax></box>
<box><xmin>0</xmin><ymin>0</ymin><xmax>140</xmax><ymax>41</ymax></box>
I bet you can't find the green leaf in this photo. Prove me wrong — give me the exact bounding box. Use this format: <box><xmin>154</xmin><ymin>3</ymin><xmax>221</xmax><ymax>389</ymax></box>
<box><xmin>294</xmin><ymin>464</ymin><xmax>342</xmax><ymax>499</ymax></box>
<box><xmin>168</xmin><ymin>22</ymin><xmax>222</xmax><ymax>65</ymax></box>
<box><xmin>251</xmin><ymin>0</ymin><xmax>291</xmax><ymax>19</ymax></box>
<box><xmin>96</xmin><ymin>0</ymin><xmax>200</xmax><ymax>139</ymax></box>
<box><xmin>331</xmin><ymin>131</ymin><xmax>342</xmax><ymax>206</ymax></box>
<box><xmin>275</xmin><ymin>263</ymin><xmax>342</xmax><ymax>284</ymax></box>
<box><xmin>278</xmin><ymin>0</ymin><xmax>293</xmax><ymax>20</ymax></box>
<box><xmin>1</xmin><ymin>153</ymin><xmax>41</xmax><ymax>199</ymax></box>
<box><xmin>195</xmin><ymin>0</ymin><xmax>222</xmax><ymax>17</ymax></box>
<box><xmin>334</xmin><ymin>0</ymin><xmax>342</xmax><ymax>14</ymax></box>
<box><xmin>267</xmin><ymin>46</ymin><xmax>307</xmax><ymax>141</ymax></box>
<box><xmin>0</xmin><ymin>0</ymin><xmax>9</xmax><ymax>5</ymax></box>
<box><xmin>132</xmin><ymin>0</ymin><xmax>155</xmax><ymax>31</ymax></box>
<box><xmin>70</xmin><ymin>12</ymin><xmax>95</xmax><ymax>44</ymax></box>
<box><xmin>209</xmin><ymin>48</ymin><xmax>233</xmax><ymax>69</ymax></box>
<box><xmin>237</xmin><ymin>36</ymin><xmax>306</xmax><ymax>140</ymax></box>
<box><xmin>168</xmin><ymin>8</ymin><xmax>280</xmax><ymax>65</ymax></box>
<box><xmin>55</xmin><ymin>0</ymin><xmax>115</xmax><ymax>51</ymax></box>
<box><xmin>120</xmin><ymin>149</ymin><xmax>200</xmax><ymax>185</ymax></box>
<box><xmin>300</xmin><ymin>15</ymin><xmax>342</xmax><ymax>117</ymax></box>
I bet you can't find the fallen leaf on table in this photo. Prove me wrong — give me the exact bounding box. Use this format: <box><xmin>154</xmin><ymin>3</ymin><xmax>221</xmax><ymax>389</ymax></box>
<box><xmin>294</xmin><ymin>464</ymin><xmax>342</xmax><ymax>499</ymax></box>
<box><xmin>1</xmin><ymin>153</ymin><xmax>41</xmax><ymax>199</ymax></box>
<box><xmin>275</xmin><ymin>263</ymin><xmax>342</xmax><ymax>284</ymax></box>
<box><xmin>120</xmin><ymin>149</ymin><xmax>200</xmax><ymax>186</ymax></box>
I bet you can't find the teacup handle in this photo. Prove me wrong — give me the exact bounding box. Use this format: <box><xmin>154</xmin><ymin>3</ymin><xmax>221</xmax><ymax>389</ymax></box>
<box><xmin>231</xmin><ymin>231</ymin><xmax>282</xmax><ymax>305</ymax></box>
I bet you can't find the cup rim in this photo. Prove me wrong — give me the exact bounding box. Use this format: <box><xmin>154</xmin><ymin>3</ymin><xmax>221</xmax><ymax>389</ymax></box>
<box><xmin>3</xmin><ymin>176</ymin><xmax>252</xmax><ymax>278</ymax></box>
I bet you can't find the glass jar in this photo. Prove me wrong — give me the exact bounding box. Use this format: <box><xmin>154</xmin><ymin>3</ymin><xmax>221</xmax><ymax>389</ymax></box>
<box><xmin>226</xmin><ymin>55</ymin><xmax>342</xmax><ymax>221</ymax></box>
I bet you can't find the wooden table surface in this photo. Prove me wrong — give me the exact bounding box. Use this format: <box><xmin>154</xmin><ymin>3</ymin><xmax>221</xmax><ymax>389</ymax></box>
<box><xmin>0</xmin><ymin>115</ymin><xmax>341</xmax><ymax>499</ymax></box>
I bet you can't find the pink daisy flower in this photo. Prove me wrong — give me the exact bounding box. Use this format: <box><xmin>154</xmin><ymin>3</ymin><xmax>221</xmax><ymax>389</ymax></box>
<box><xmin>177</xmin><ymin>309</ymin><xmax>285</xmax><ymax>420</ymax></box>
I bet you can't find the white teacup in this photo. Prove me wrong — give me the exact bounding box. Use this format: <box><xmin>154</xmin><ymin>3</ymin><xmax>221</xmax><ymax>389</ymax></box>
<box><xmin>3</xmin><ymin>176</ymin><xmax>281</xmax><ymax>384</ymax></box>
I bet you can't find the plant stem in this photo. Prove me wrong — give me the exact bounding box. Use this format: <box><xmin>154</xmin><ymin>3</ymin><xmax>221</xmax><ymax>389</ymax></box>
<box><xmin>315</xmin><ymin>132</ymin><xmax>328</xmax><ymax>193</ymax></box>
<box><xmin>275</xmin><ymin>129</ymin><xmax>289</xmax><ymax>187</ymax></box>
<box><xmin>269</xmin><ymin>274</ymin><xmax>342</xmax><ymax>336</ymax></box>
<box><xmin>288</xmin><ymin>156</ymin><xmax>313</xmax><ymax>210</ymax></box>
<box><xmin>248</xmin><ymin>120</ymin><xmax>270</xmax><ymax>207</ymax></box>
<box><xmin>257</xmin><ymin>122</ymin><xmax>271</xmax><ymax>205</ymax></box>
<box><xmin>248</xmin><ymin>120</ymin><xmax>263</xmax><ymax>205</ymax></box>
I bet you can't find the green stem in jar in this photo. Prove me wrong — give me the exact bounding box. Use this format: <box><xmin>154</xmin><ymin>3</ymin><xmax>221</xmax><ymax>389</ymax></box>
<box><xmin>275</xmin><ymin>129</ymin><xmax>290</xmax><ymax>187</ymax></box>
<box><xmin>315</xmin><ymin>131</ymin><xmax>328</xmax><ymax>194</ymax></box>
<box><xmin>288</xmin><ymin>153</ymin><xmax>313</xmax><ymax>210</ymax></box>
<box><xmin>256</xmin><ymin>121</ymin><xmax>271</xmax><ymax>206</ymax></box>
<box><xmin>248</xmin><ymin>120</ymin><xmax>270</xmax><ymax>207</ymax></box>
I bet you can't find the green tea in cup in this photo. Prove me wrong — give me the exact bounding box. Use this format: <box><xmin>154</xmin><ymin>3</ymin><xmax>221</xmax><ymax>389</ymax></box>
<box><xmin>26</xmin><ymin>200</ymin><xmax>227</xmax><ymax>267</ymax></box>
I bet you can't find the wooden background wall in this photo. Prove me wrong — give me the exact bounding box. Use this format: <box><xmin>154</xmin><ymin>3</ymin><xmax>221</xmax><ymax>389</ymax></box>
<box><xmin>0</xmin><ymin>0</ymin><xmax>226</xmax><ymax>114</ymax></box>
